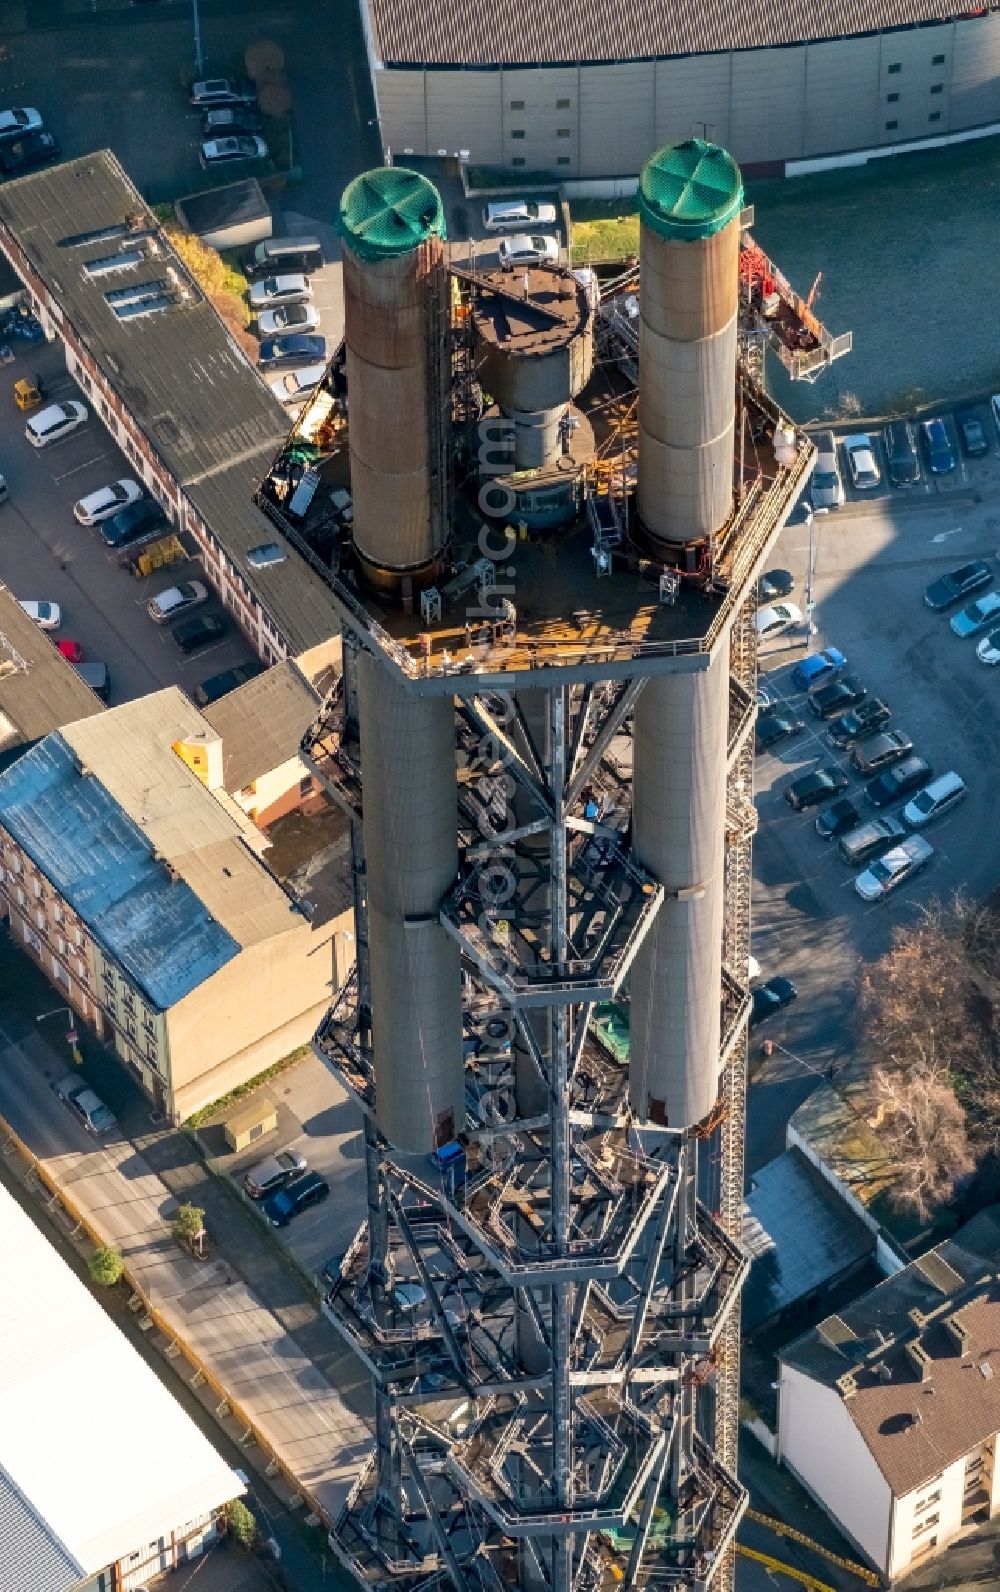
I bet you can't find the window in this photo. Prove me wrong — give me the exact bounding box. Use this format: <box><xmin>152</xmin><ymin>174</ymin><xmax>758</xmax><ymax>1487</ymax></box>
<box><xmin>887</xmin><ymin>62</ymin><xmax>901</xmax><ymax>74</ymax></box>
<box><xmin>933</xmin><ymin>52</ymin><xmax>945</xmax><ymax>64</ymax></box>
<box><xmin>16</xmin><ymin>886</ymin><xmax>25</xmax><ymax>908</ymax></box>
<box><xmin>929</xmin><ymin>112</ymin><xmax>941</xmax><ymax>122</ymax></box>
<box><xmin>915</xmin><ymin>1489</ymin><xmax>941</xmax><ymax>1512</ymax></box>
<box><xmin>887</xmin><ymin>92</ymin><xmax>899</xmax><ymax>103</ymax></box>
<box><xmin>885</xmin><ymin>120</ymin><xmax>899</xmax><ymax>130</ymax></box>
<box><xmin>146</xmin><ymin>1038</ymin><xmax>158</xmax><ymax>1063</ymax></box>
<box><xmin>75</xmin><ymin>367</ymin><xmax>92</xmax><ymax>392</ymax></box>
<box><xmin>510</xmin><ymin>129</ymin><xmax>525</xmax><ymax>140</ymax></box>
<box><xmin>930</xmin><ymin>83</ymin><xmax>944</xmax><ymax>94</ymax></box>
<box><xmin>913</xmin><ymin>1512</ymin><xmax>940</xmax><ymax>1536</ymax></box>
<box><xmin>35</xmin><ymin>910</ymin><xmax>45</xmax><ymax>932</ymax></box>
<box><xmin>557</xmin><ymin>129</ymin><xmax>571</xmax><ymax>138</ymax></box>
<box><xmin>299</xmin><ymin>775</ymin><xmax>313</xmax><ymax>798</ymax></box>
<box><xmin>557</xmin><ymin>158</ymin><xmax>571</xmax><ymax>166</ymax></box>
<box><xmin>22</xmin><ymin>924</ymin><xmax>41</xmax><ymax>953</ymax></box>
<box><xmin>510</xmin><ymin>99</ymin><xmax>524</xmax><ymax>110</ymax></box>
<box><xmin>75</xmin><ymin>926</ymin><xmax>83</xmax><ymax>948</ymax></box>
<box><xmin>57</xmin><ymin>935</ymin><xmax>67</xmax><ymax>956</ymax></box>
<box><xmin>556</xmin><ymin>97</ymin><xmax>571</xmax><ymax>108</ymax></box>
<box><xmin>33</xmin><ymin>878</ymin><xmax>42</xmax><ymax>899</ymax></box>
<box><xmin>53</xmin><ymin>902</ymin><xmax>63</xmax><ymax>924</ymax></box>
<box><xmin>53</xmin><ymin>960</ymin><xmax>69</xmax><ymax>989</ymax></box>
<box><xmin>126</xmin><ymin>1018</ymin><xmax>138</xmax><ymax>1044</ymax></box>
<box><xmin>239</xmin><ymin>782</ymin><xmax>256</xmax><ymax>800</ymax></box>
<box><xmin>512</xmin><ymin>158</ymin><xmax>525</xmax><ymax>167</ymax></box>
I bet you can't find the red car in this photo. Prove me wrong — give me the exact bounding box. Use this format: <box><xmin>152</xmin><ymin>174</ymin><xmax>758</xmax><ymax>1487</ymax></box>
<box><xmin>57</xmin><ymin>639</ymin><xmax>84</xmax><ymax>664</ymax></box>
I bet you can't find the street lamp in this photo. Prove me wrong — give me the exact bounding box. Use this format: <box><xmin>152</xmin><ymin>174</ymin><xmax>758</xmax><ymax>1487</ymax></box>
<box><xmin>191</xmin><ymin>0</ymin><xmax>204</xmax><ymax>78</ymax></box>
<box><xmin>800</xmin><ymin>498</ymin><xmax>825</xmax><ymax>638</ymax></box>
<box><xmin>36</xmin><ymin>1006</ymin><xmax>82</xmax><ymax>1064</ymax></box>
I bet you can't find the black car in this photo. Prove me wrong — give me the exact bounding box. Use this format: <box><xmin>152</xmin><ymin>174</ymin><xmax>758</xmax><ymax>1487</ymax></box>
<box><xmin>257</xmin><ymin>332</ymin><xmax>327</xmax><ymax>371</ymax></box>
<box><xmin>923</xmin><ymin>560</ymin><xmax>993</xmax><ymax>611</ymax></box>
<box><xmin>851</xmin><ymin>729</ymin><xmax>914</xmax><ymax>776</ymax></box>
<box><xmin>883</xmin><ymin>420</ymin><xmax>920</xmax><ymax>487</ymax></box>
<box><xmin>828</xmin><ymin>698</ymin><xmax>891</xmax><ymax>747</ymax></box>
<box><xmin>785</xmin><ymin>767</ymin><xmax>851</xmax><ymax>811</ymax></box>
<box><xmin>173</xmin><ymin>613</ymin><xmax>228</xmax><ymax>653</ymax></box>
<box><xmin>264</xmin><ymin>1170</ymin><xmax>330</xmax><ymax>1227</ymax></box>
<box><xmin>755</xmin><ymin>709</ymin><xmax>805</xmax><ymax>752</ymax></box>
<box><xmin>758</xmin><ymin>568</ymin><xmax>794</xmax><ymax>602</ymax></box>
<box><xmin>867</xmin><ymin>755</ymin><xmax>933</xmax><ymax>808</ymax></box>
<box><xmin>814</xmin><ymin>797</ymin><xmax>862</xmax><ymax>840</ymax></box>
<box><xmin>957</xmin><ymin>410</ymin><xmax>989</xmax><ymax>458</ymax></box>
<box><xmin>749</xmin><ymin>976</ymin><xmax>798</xmax><ymax>1029</ymax></box>
<box><xmin>99</xmin><ymin>497</ymin><xmax>166</xmax><ymax>548</ymax></box>
<box><xmin>808</xmin><ymin>675</ymin><xmax>867</xmax><ymax>720</ymax></box>
<box><xmin>920</xmin><ymin>417</ymin><xmax>956</xmax><ymax>474</ymax></box>
<box><xmin>0</xmin><ymin>131</ymin><xmax>60</xmax><ymax>176</ymax></box>
<box><xmin>192</xmin><ymin>660</ymin><xmax>264</xmax><ymax>706</ymax></box>
<box><xmin>202</xmin><ymin>106</ymin><xmax>265</xmax><ymax>137</ymax></box>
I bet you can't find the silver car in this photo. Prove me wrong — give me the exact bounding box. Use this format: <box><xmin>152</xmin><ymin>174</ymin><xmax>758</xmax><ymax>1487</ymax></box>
<box><xmin>243</xmin><ymin>1147</ymin><xmax>307</xmax><ymax>1200</ymax></box>
<box><xmin>811</xmin><ymin>429</ymin><xmax>845</xmax><ymax>509</ymax></box>
<box><xmin>854</xmin><ymin>834</ymin><xmax>933</xmax><ymax>901</ymax></box>
<box><xmin>249</xmin><ymin>274</ymin><xmax>312</xmax><ymax>311</ymax></box>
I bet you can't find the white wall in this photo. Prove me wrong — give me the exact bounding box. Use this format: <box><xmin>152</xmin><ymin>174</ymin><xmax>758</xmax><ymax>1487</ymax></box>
<box><xmin>891</xmin><ymin>1453</ymin><xmax>968</xmax><ymax>1579</ymax></box>
<box><xmin>778</xmin><ymin>1363</ymin><xmax>892</xmax><ymax>1572</ymax></box>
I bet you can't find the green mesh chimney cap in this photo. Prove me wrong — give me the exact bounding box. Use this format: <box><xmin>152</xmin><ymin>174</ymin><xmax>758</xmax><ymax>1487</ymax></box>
<box><xmin>338</xmin><ymin>166</ymin><xmax>446</xmax><ymax>261</ymax></box>
<box><xmin>639</xmin><ymin>139</ymin><xmax>743</xmax><ymax>242</ymax></box>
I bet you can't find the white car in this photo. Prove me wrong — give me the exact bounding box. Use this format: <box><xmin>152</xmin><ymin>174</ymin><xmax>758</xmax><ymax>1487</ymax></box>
<box><xmin>0</xmin><ymin>107</ymin><xmax>42</xmax><ymax>142</ymax></box>
<box><xmin>854</xmin><ymin>834</ymin><xmax>933</xmax><ymax>901</ymax></box>
<box><xmin>268</xmin><ymin>363</ymin><xmax>325</xmax><ymax>406</ymax></box>
<box><xmin>249</xmin><ymin>274</ymin><xmax>312</xmax><ymax>311</ymax></box>
<box><xmin>147</xmin><ymin>580</ymin><xmax>208</xmax><ymax>624</ymax></box>
<box><xmin>54</xmin><ymin>1074</ymin><xmax>117</xmax><ymax>1136</ymax></box>
<box><xmin>200</xmin><ymin>135</ymin><xmax>268</xmax><ymax>169</ymax></box>
<box><xmin>843</xmin><ymin>433</ymin><xmax>880</xmax><ymax>490</ymax></box>
<box><xmin>977</xmin><ymin>626</ymin><xmax>1000</xmax><ymax>665</ymax></box>
<box><xmin>256</xmin><ymin>302</ymin><xmax>320</xmax><ymax>337</ymax></box>
<box><xmin>483</xmin><ymin>199</ymin><xmax>558</xmax><ymax>232</ymax></box>
<box><xmin>19</xmin><ymin>599</ymin><xmax>61</xmax><ymax>630</ymax></box>
<box><xmin>72</xmin><ymin>479</ymin><xmax>143</xmax><ymax>526</ymax></box>
<box><xmin>25</xmin><ymin>401</ymin><xmax>88</xmax><ymax>449</ymax></box>
<box><xmin>755</xmin><ymin>602</ymin><xmax>802</xmax><ymax>640</ymax></box>
<box><xmin>498</xmin><ymin>233</ymin><xmax>560</xmax><ymax>270</ymax></box>
<box><xmin>902</xmin><ymin>772</ymin><xmax>967</xmax><ymax>828</ymax></box>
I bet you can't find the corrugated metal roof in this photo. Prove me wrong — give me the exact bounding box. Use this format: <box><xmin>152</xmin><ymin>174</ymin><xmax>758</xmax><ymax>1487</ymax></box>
<box><xmin>202</xmin><ymin>659</ymin><xmax>320</xmax><ymax>794</ymax></box>
<box><xmin>365</xmin><ymin>1</ymin><xmax>993</xmax><ymax>65</ymax></box>
<box><xmin>0</xmin><ymin>151</ymin><xmax>336</xmax><ymax>656</ymax></box>
<box><xmin>0</xmin><ymin>1184</ymin><xmax>243</xmax><ymax>1583</ymax></box>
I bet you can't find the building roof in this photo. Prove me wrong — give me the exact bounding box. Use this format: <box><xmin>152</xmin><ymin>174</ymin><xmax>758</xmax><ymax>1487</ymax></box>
<box><xmin>0</xmin><ymin>584</ymin><xmax>103</xmax><ymax>759</ymax></box>
<box><xmin>781</xmin><ymin>1208</ymin><xmax>1000</xmax><ymax>1497</ymax></box>
<box><xmin>742</xmin><ymin>1149</ymin><xmax>874</xmax><ymax>1331</ymax></box>
<box><xmin>174</xmin><ymin>178</ymin><xmax>270</xmax><ymax>238</ymax></box>
<box><xmin>202</xmin><ymin>657</ymin><xmax>320</xmax><ymax>794</ymax></box>
<box><xmin>0</xmin><ymin>150</ymin><xmax>336</xmax><ymax>655</ymax></box>
<box><xmin>365</xmin><ymin>0</ymin><xmax>995</xmax><ymax>66</ymax></box>
<box><xmin>0</xmin><ymin>1182</ymin><xmax>243</xmax><ymax>1592</ymax></box>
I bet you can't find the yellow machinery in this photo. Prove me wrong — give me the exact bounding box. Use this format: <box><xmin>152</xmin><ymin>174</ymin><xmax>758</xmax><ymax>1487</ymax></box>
<box><xmin>13</xmin><ymin>375</ymin><xmax>44</xmax><ymax>411</ymax></box>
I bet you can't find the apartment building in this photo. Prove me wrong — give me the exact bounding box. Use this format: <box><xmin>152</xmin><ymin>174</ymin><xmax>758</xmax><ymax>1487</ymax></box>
<box><xmin>778</xmin><ymin>1207</ymin><xmax>1000</xmax><ymax>1580</ymax></box>
<box><xmin>0</xmin><ymin>689</ymin><xmax>350</xmax><ymax>1121</ymax></box>
<box><xmin>202</xmin><ymin>657</ymin><xmax>325</xmax><ymax>826</ymax></box>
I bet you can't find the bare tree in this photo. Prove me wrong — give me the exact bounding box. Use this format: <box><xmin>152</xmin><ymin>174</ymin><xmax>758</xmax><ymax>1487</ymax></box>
<box><xmin>871</xmin><ymin>1056</ymin><xmax>975</xmax><ymax>1222</ymax></box>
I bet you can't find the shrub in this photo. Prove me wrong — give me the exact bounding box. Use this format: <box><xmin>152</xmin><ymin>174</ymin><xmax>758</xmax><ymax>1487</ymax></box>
<box><xmin>225</xmin><ymin>1497</ymin><xmax>258</xmax><ymax>1550</ymax></box>
<box><xmin>172</xmin><ymin>1203</ymin><xmax>206</xmax><ymax>1244</ymax></box>
<box><xmin>88</xmin><ymin>1245</ymin><xmax>125</xmax><ymax>1287</ymax></box>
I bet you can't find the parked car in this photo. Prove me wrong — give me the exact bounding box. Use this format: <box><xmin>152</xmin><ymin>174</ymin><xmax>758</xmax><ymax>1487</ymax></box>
<box><xmin>866</xmin><ymin>755</ymin><xmax>933</xmax><ymax>808</ymax></box>
<box><xmin>793</xmin><ymin>647</ymin><xmax>847</xmax><ymax>691</ymax></box>
<box><xmin>0</xmin><ymin>107</ymin><xmax>43</xmax><ymax>141</ymax></box>
<box><xmin>850</xmin><ymin>729</ymin><xmax>914</xmax><ymax>776</ymax></box>
<box><xmin>785</xmin><ymin>767</ymin><xmax>850</xmax><ymax>811</ymax></box>
<box><xmin>18</xmin><ymin>599</ymin><xmax>60</xmax><ymax>629</ymax></box>
<box><xmin>977</xmin><ymin>627</ymin><xmax>1000</xmax><ymax>665</ymax></box>
<box><xmin>755</xmin><ymin>709</ymin><xmax>805</xmax><ymax>752</ymax></box>
<box><xmin>256</xmin><ymin>301</ymin><xmax>320</xmax><ymax>337</ymax></box>
<box><xmin>57</xmin><ymin>639</ymin><xmax>84</xmax><ymax>664</ymax></box>
<box><xmin>883</xmin><ymin>420</ymin><xmax>920</xmax><ymax>487</ymax></box>
<box><xmin>172</xmin><ymin>613</ymin><xmax>227</xmax><ymax>653</ymax></box>
<box><xmin>0</xmin><ymin>130</ymin><xmax>60</xmax><ymax>176</ymax></box>
<box><xmin>202</xmin><ymin>106</ymin><xmax>264</xmax><ymax>137</ymax></box>
<box><xmin>483</xmin><ymin>199</ymin><xmax>558</xmax><ymax>231</ymax></box>
<box><xmin>843</xmin><ymin>433</ymin><xmax>880</xmax><ymax>490</ymax></box>
<box><xmin>949</xmin><ymin>590</ymin><xmax>1000</xmax><ymax>638</ymax></box>
<box><xmin>249</xmin><ymin>274</ymin><xmax>312</xmax><ymax>311</ymax></box>
<box><xmin>72</xmin><ymin>478</ymin><xmax>143</xmax><ymax>525</ymax></box>
<box><xmin>192</xmin><ymin>661</ymin><xmax>264</xmax><ymax>705</ymax></box>
<box><xmin>808</xmin><ymin>676</ymin><xmax>866</xmax><ymax>720</ymax></box>
<box><xmin>749</xmin><ymin>976</ymin><xmax>798</xmax><ymax>1028</ymax></box>
<box><xmin>814</xmin><ymin>797</ymin><xmax>862</xmax><ymax>840</ymax></box>
<box><xmin>243</xmin><ymin>1148</ymin><xmax>308</xmax><ymax>1200</ymax></box>
<box><xmin>25</xmin><ymin>400</ymin><xmax>87</xmax><ymax>449</ymax></box>
<box><xmin>74</xmin><ymin>660</ymin><xmax>110</xmax><ymax>701</ymax></box>
<box><xmin>264</xmin><ymin>1169</ymin><xmax>330</xmax><ymax>1227</ymax></box>
<box><xmin>200</xmin><ymin>134</ymin><xmax>268</xmax><ymax>168</ymax></box>
<box><xmin>902</xmin><ymin>771</ymin><xmax>967</xmax><ymax>829</ymax></box>
<box><xmin>258</xmin><ymin>332</ymin><xmax>326</xmax><ymax>370</ymax></box>
<box><xmin>268</xmin><ymin>363</ymin><xmax>325</xmax><ymax>406</ymax></box>
<box><xmin>100</xmin><ymin>497</ymin><xmax>166</xmax><ymax>548</ymax></box>
<box><xmin>920</xmin><ymin>417</ymin><xmax>956</xmax><ymax>474</ymax></box>
<box><xmin>497</xmin><ymin>233</ymin><xmax>560</xmax><ymax>269</ymax></box>
<box><xmin>53</xmin><ymin>1074</ymin><xmax>116</xmax><ymax>1136</ymax></box>
<box><xmin>246</xmin><ymin>542</ymin><xmax>286</xmax><ymax>570</ymax></box>
<box><xmin>147</xmin><ymin>580</ymin><xmax>208</xmax><ymax>624</ymax></box>
<box><xmin>189</xmin><ymin>78</ymin><xmax>258</xmax><ymax>107</ymax></box>
<box><xmin>923</xmin><ymin>559</ymin><xmax>992</xmax><ymax>611</ymax></box>
<box><xmin>854</xmin><ymin>835</ymin><xmax>933</xmax><ymax>902</ymax></box>
<box><xmin>828</xmin><ymin>698</ymin><xmax>891</xmax><ymax>746</ymax></box>
<box><xmin>755</xmin><ymin>602</ymin><xmax>802</xmax><ymax>640</ymax></box>
<box><xmin>956</xmin><ymin>410</ymin><xmax>989</xmax><ymax>458</ymax></box>
<box><xmin>757</xmin><ymin>568</ymin><xmax>794</xmax><ymax>602</ymax></box>
<box><xmin>838</xmin><ymin>815</ymin><xmax>907</xmax><ymax>866</ymax></box>
<box><xmin>810</xmin><ymin>429</ymin><xmax>845</xmax><ymax>510</ymax></box>
<box><xmin>320</xmin><ymin>1248</ymin><xmax>349</xmax><ymax>1289</ymax></box>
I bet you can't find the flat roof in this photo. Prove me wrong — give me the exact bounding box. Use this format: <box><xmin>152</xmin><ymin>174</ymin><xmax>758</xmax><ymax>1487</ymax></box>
<box><xmin>365</xmin><ymin>1</ymin><xmax>993</xmax><ymax>66</ymax></box>
<box><xmin>0</xmin><ymin>150</ymin><xmax>336</xmax><ymax>656</ymax></box>
<box><xmin>175</xmin><ymin>177</ymin><xmax>270</xmax><ymax>236</ymax></box>
<box><xmin>0</xmin><ymin>584</ymin><xmax>103</xmax><ymax>758</ymax></box>
<box><xmin>0</xmin><ymin>1182</ymin><xmax>243</xmax><ymax>1591</ymax></box>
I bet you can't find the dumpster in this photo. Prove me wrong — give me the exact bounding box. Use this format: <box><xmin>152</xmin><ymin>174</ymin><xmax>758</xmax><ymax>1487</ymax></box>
<box><xmin>119</xmin><ymin>532</ymin><xmax>186</xmax><ymax>578</ymax></box>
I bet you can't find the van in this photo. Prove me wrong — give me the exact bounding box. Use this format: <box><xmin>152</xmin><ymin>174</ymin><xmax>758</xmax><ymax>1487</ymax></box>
<box><xmin>902</xmin><ymin>771</ymin><xmax>967</xmax><ymax>829</ymax></box>
<box><xmin>483</xmin><ymin>199</ymin><xmax>558</xmax><ymax>232</ymax></box>
<box><xmin>838</xmin><ymin>815</ymin><xmax>906</xmax><ymax>866</ymax></box>
<box><xmin>73</xmin><ymin>660</ymin><xmax>110</xmax><ymax>702</ymax></box>
<box><xmin>244</xmin><ymin>235</ymin><xmax>323</xmax><ymax>278</ymax></box>
<box><xmin>883</xmin><ymin>420</ymin><xmax>920</xmax><ymax>487</ymax></box>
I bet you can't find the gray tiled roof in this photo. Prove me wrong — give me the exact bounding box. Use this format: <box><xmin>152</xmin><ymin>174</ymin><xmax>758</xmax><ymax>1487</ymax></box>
<box><xmin>0</xmin><ymin>1463</ymin><xmax>80</xmax><ymax>1592</ymax></box>
<box><xmin>366</xmin><ymin>1</ymin><xmax>988</xmax><ymax>65</ymax></box>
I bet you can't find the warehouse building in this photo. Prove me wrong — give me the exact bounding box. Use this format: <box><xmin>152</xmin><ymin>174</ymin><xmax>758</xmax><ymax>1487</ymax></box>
<box><xmin>361</xmin><ymin>2</ymin><xmax>1000</xmax><ymax>179</ymax></box>
<box><xmin>0</xmin><ymin>1181</ymin><xmax>244</xmax><ymax>1592</ymax></box>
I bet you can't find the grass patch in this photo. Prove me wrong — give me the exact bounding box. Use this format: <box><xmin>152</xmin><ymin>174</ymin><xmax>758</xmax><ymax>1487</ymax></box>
<box><xmin>185</xmin><ymin>1045</ymin><xmax>310</xmax><ymax>1128</ymax></box>
<box><xmin>568</xmin><ymin>200</ymin><xmax>639</xmax><ymax>265</ymax></box>
<box><xmin>466</xmin><ymin>165</ymin><xmax>555</xmax><ymax>190</ymax></box>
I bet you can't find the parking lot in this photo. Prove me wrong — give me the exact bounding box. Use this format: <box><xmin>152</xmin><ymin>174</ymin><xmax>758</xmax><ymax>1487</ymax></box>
<box><xmin>0</xmin><ymin>338</ymin><xmax>258</xmax><ymax>707</ymax></box>
<box><xmin>815</xmin><ymin>397</ymin><xmax>1000</xmax><ymax>511</ymax></box>
<box><xmin>747</xmin><ymin>452</ymin><xmax>1000</xmax><ymax>1170</ymax></box>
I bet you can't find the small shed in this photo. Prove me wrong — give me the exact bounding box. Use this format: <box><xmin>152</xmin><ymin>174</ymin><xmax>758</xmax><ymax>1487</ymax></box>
<box><xmin>174</xmin><ymin>179</ymin><xmax>272</xmax><ymax>252</ymax></box>
<box><xmin>223</xmin><ymin>1094</ymin><xmax>278</xmax><ymax>1151</ymax></box>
